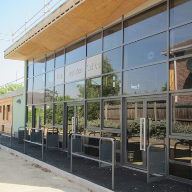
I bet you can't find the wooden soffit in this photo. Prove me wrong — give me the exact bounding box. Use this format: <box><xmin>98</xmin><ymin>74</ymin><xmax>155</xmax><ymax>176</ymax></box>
<box><xmin>4</xmin><ymin>0</ymin><xmax>148</xmax><ymax>61</ymax></box>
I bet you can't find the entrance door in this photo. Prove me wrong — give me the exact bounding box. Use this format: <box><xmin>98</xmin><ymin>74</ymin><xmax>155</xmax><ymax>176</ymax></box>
<box><xmin>66</xmin><ymin>103</ymin><xmax>84</xmax><ymax>148</ymax></box>
<box><xmin>126</xmin><ymin>98</ymin><xmax>166</xmax><ymax>169</ymax></box>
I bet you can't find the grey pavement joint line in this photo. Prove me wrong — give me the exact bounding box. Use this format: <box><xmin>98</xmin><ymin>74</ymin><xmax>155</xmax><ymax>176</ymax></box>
<box><xmin>0</xmin><ymin>144</ymin><xmax>113</xmax><ymax>192</ymax></box>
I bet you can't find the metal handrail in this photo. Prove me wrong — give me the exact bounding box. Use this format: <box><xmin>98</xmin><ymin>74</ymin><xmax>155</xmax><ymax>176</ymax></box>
<box><xmin>147</xmin><ymin>143</ymin><xmax>167</xmax><ymax>183</ymax></box>
<box><xmin>1</xmin><ymin>124</ymin><xmax>13</xmax><ymax>148</ymax></box>
<box><xmin>70</xmin><ymin>133</ymin><xmax>116</xmax><ymax>190</ymax></box>
<box><xmin>24</xmin><ymin>127</ymin><xmax>44</xmax><ymax>161</ymax></box>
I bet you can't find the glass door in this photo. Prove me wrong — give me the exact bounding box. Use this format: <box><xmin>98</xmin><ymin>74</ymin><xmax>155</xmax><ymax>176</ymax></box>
<box><xmin>66</xmin><ymin>103</ymin><xmax>84</xmax><ymax>148</ymax></box>
<box><xmin>126</xmin><ymin>98</ymin><xmax>166</xmax><ymax>169</ymax></box>
<box><xmin>34</xmin><ymin>105</ymin><xmax>44</xmax><ymax>128</ymax></box>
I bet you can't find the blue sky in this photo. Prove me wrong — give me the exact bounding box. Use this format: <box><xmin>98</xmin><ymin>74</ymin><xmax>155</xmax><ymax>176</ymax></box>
<box><xmin>0</xmin><ymin>0</ymin><xmax>66</xmax><ymax>86</ymax></box>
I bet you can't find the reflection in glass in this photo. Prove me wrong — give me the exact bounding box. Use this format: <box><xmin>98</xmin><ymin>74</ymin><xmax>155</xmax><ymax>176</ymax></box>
<box><xmin>34</xmin><ymin>57</ymin><xmax>45</xmax><ymax>76</ymax></box>
<box><xmin>87</xmin><ymin>32</ymin><xmax>102</xmax><ymax>57</ymax></box>
<box><xmin>172</xmin><ymin>95</ymin><xmax>192</xmax><ymax>134</ymax></box>
<box><xmin>27</xmin><ymin>92</ymin><xmax>32</xmax><ymax>105</ymax></box>
<box><xmin>55</xmin><ymin>104</ymin><xmax>63</xmax><ymax>125</ymax></box>
<box><xmin>103</xmin><ymin>23</ymin><xmax>122</xmax><ymax>51</ymax></box>
<box><xmin>54</xmin><ymin>85</ymin><xmax>64</xmax><ymax>102</ymax></box>
<box><xmin>55</xmin><ymin>50</ymin><xmax>65</xmax><ymax>69</ymax></box>
<box><xmin>55</xmin><ymin>67</ymin><xmax>64</xmax><ymax>85</ymax></box>
<box><xmin>124</xmin><ymin>32</ymin><xmax>167</xmax><ymax>69</ymax></box>
<box><xmin>124</xmin><ymin>2</ymin><xmax>167</xmax><ymax>43</ymax></box>
<box><xmin>86</xmin><ymin>77</ymin><xmax>101</xmax><ymax>98</ymax></box>
<box><xmin>33</xmin><ymin>74</ymin><xmax>45</xmax><ymax>90</ymax></box>
<box><xmin>170</xmin><ymin>0</ymin><xmax>192</xmax><ymax>27</ymax></box>
<box><xmin>123</xmin><ymin>63</ymin><xmax>167</xmax><ymax>95</ymax></box>
<box><xmin>170</xmin><ymin>162</ymin><xmax>192</xmax><ymax>180</ymax></box>
<box><xmin>76</xmin><ymin>105</ymin><xmax>84</xmax><ymax>134</ymax></box>
<box><xmin>35</xmin><ymin>106</ymin><xmax>44</xmax><ymax>128</ymax></box>
<box><xmin>170</xmin><ymin>57</ymin><xmax>192</xmax><ymax>90</ymax></box>
<box><xmin>147</xmin><ymin>100</ymin><xmax>166</xmax><ymax>145</ymax></box>
<box><xmin>33</xmin><ymin>90</ymin><xmax>44</xmax><ymax>104</ymax></box>
<box><xmin>46</xmin><ymin>104</ymin><xmax>53</xmax><ymax>124</ymax></box>
<box><xmin>170</xmin><ymin>23</ymin><xmax>192</xmax><ymax>58</ymax></box>
<box><xmin>28</xmin><ymin>65</ymin><xmax>33</xmax><ymax>78</ymax></box>
<box><xmin>104</xmin><ymin>100</ymin><xmax>121</xmax><ymax>129</ymax></box>
<box><xmin>103</xmin><ymin>47</ymin><xmax>121</xmax><ymax>73</ymax></box>
<box><xmin>66</xmin><ymin>40</ymin><xmax>85</xmax><ymax>65</ymax></box>
<box><xmin>46</xmin><ymin>54</ymin><xmax>54</xmax><ymax>72</ymax></box>
<box><xmin>46</xmin><ymin>71</ymin><xmax>54</xmax><ymax>88</ymax></box>
<box><xmin>87</xmin><ymin>102</ymin><xmax>100</xmax><ymax>127</ymax></box>
<box><xmin>67</xmin><ymin>106</ymin><xmax>74</xmax><ymax>137</ymax></box>
<box><xmin>102</xmin><ymin>73</ymin><xmax>121</xmax><ymax>97</ymax></box>
<box><xmin>127</xmin><ymin>102</ymin><xmax>143</xmax><ymax>165</ymax></box>
<box><xmin>45</xmin><ymin>88</ymin><xmax>53</xmax><ymax>103</ymax></box>
<box><xmin>65</xmin><ymin>81</ymin><xmax>84</xmax><ymax>101</ymax></box>
<box><xmin>27</xmin><ymin>78</ymin><xmax>33</xmax><ymax>92</ymax></box>
<box><xmin>27</xmin><ymin>106</ymin><xmax>32</xmax><ymax>124</ymax></box>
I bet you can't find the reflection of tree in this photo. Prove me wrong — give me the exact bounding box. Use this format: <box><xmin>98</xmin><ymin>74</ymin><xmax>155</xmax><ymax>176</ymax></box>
<box><xmin>86</xmin><ymin>78</ymin><xmax>100</xmax><ymax>98</ymax></box>
<box><xmin>46</xmin><ymin>105</ymin><xmax>53</xmax><ymax>124</ymax></box>
<box><xmin>27</xmin><ymin>107</ymin><xmax>32</xmax><ymax>123</ymax></box>
<box><xmin>45</xmin><ymin>88</ymin><xmax>53</xmax><ymax>102</ymax></box>
<box><xmin>54</xmin><ymin>90</ymin><xmax>64</xmax><ymax>102</ymax></box>
<box><xmin>55</xmin><ymin>105</ymin><xmax>63</xmax><ymax>124</ymax></box>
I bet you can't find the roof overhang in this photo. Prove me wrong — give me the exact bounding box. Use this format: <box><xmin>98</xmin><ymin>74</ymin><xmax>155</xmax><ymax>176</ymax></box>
<box><xmin>4</xmin><ymin>0</ymin><xmax>148</xmax><ymax>61</ymax></box>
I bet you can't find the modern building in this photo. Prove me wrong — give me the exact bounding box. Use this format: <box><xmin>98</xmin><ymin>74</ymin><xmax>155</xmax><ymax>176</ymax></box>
<box><xmin>4</xmin><ymin>0</ymin><xmax>192</xmax><ymax>183</ymax></box>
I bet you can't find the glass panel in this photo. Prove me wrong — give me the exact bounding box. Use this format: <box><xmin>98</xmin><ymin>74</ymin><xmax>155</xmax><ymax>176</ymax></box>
<box><xmin>33</xmin><ymin>90</ymin><xmax>44</xmax><ymax>104</ymax></box>
<box><xmin>54</xmin><ymin>85</ymin><xmax>64</xmax><ymax>102</ymax></box>
<box><xmin>27</xmin><ymin>92</ymin><xmax>32</xmax><ymax>105</ymax></box>
<box><xmin>124</xmin><ymin>32</ymin><xmax>167</xmax><ymax>69</ymax></box>
<box><xmin>46</xmin><ymin>54</ymin><xmax>54</xmax><ymax>72</ymax></box>
<box><xmin>123</xmin><ymin>63</ymin><xmax>167</xmax><ymax>95</ymax></box>
<box><xmin>76</xmin><ymin>105</ymin><xmax>84</xmax><ymax>134</ymax></box>
<box><xmin>55</xmin><ymin>67</ymin><xmax>64</xmax><ymax>85</ymax></box>
<box><xmin>147</xmin><ymin>100</ymin><xmax>166</xmax><ymax>146</ymax></box>
<box><xmin>66</xmin><ymin>40</ymin><xmax>86</xmax><ymax>65</ymax></box>
<box><xmin>172</xmin><ymin>95</ymin><xmax>192</xmax><ymax>134</ymax></box>
<box><xmin>34</xmin><ymin>58</ymin><xmax>45</xmax><ymax>76</ymax></box>
<box><xmin>102</xmin><ymin>72</ymin><xmax>121</xmax><ymax>97</ymax></box>
<box><xmin>35</xmin><ymin>106</ymin><xmax>44</xmax><ymax>128</ymax></box>
<box><xmin>169</xmin><ymin>57</ymin><xmax>192</xmax><ymax>90</ymax></box>
<box><xmin>46</xmin><ymin>71</ymin><xmax>54</xmax><ymax>88</ymax></box>
<box><xmin>66</xmin><ymin>105</ymin><xmax>74</xmax><ymax>147</ymax></box>
<box><xmin>55</xmin><ymin>104</ymin><xmax>63</xmax><ymax>125</ymax></box>
<box><xmin>27</xmin><ymin>106</ymin><xmax>32</xmax><ymax>124</ymax></box>
<box><xmin>170</xmin><ymin>139</ymin><xmax>192</xmax><ymax>165</ymax></box>
<box><xmin>103</xmin><ymin>47</ymin><xmax>122</xmax><ymax>73</ymax></box>
<box><xmin>124</xmin><ymin>2</ymin><xmax>167</xmax><ymax>43</ymax></box>
<box><xmin>28</xmin><ymin>64</ymin><xmax>33</xmax><ymax>78</ymax></box>
<box><xmin>127</xmin><ymin>102</ymin><xmax>143</xmax><ymax>165</ymax></box>
<box><xmin>86</xmin><ymin>77</ymin><xmax>101</xmax><ymax>98</ymax></box>
<box><xmin>55</xmin><ymin>50</ymin><xmax>65</xmax><ymax>69</ymax></box>
<box><xmin>170</xmin><ymin>162</ymin><xmax>192</xmax><ymax>180</ymax></box>
<box><xmin>45</xmin><ymin>87</ymin><xmax>53</xmax><ymax>103</ymax></box>
<box><xmin>87</xmin><ymin>102</ymin><xmax>100</xmax><ymax>127</ymax></box>
<box><xmin>46</xmin><ymin>104</ymin><xmax>53</xmax><ymax>124</ymax></box>
<box><xmin>103</xmin><ymin>23</ymin><xmax>122</xmax><ymax>51</ymax></box>
<box><xmin>27</xmin><ymin>78</ymin><xmax>33</xmax><ymax>92</ymax></box>
<box><xmin>104</xmin><ymin>100</ymin><xmax>121</xmax><ymax>129</ymax></box>
<box><xmin>65</xmin><ymin>80</ymin><xmax>84</xmax><ymax>101</ymax></box>
<box><xmin>87</xmin><ymin>32</ymin><xmax>102</xmax><ymax>57</ymax></box>
<box><xmin>170</xmin><ymin>0</ymin><xmax>192</xmax><ymax>27</ymax></box>
<box><xmin>33</xmin><ymin>74</ymin><xmax>45</xmax><ymax>90</ymax></box>
<box><xmin>170</xmin><ymin>23</ymin><xmax>192</xmax><ymax>58</ymax></box>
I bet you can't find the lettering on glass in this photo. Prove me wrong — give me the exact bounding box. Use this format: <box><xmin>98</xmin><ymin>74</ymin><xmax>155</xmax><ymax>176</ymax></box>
<box><xmin>65</xmin><ymin>60</ymin><xmax>85</xmax><ymax>83</ymax></box>
<box><xmin>55</xmin><ymin>67</ymin><xmax>64</xmax><ymax>85</ymax></box>
<box><xmin>86</xmin><ymin>54</ymin><xmax>101</xmax><ymax>78</ymax></box>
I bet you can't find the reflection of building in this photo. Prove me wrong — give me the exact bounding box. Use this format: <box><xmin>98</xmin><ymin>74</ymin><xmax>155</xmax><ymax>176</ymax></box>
<box><xmin>4</xmin><ymin>0</ymin><xmax>192</xmax><ymax>185</ymax></box>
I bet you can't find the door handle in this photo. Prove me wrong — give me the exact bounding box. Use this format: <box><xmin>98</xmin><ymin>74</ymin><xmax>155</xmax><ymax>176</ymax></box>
<box><xmin>140</xmin><ymin>118</ymin><xmax>146</xmax><ymax>151</ymax></box>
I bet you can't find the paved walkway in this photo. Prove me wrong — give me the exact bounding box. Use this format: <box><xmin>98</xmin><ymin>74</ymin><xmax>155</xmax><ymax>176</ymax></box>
<box><xmin>0</xmin><ymin>148</ymin><xmax>89</xmax><ymax>192</ymax></box>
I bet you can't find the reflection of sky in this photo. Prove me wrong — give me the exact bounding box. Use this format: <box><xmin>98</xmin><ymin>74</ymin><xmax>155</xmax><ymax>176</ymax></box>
<box><xmin>87</xmin><ymin>38</ymin><xmax>102</xmax><ymax>57</ymax></box>
<box><xmin>65</xmin><ymin>80</ymin><xmax>84</xmax><ymax>99</ymax></box>
<box><xmin>55</xmin><ymin>84</ymin><xmax>64</xmax><ymax>97</ymax></box>
<box><xmin>34</xmin><ymin>74</ymin><xmax>45</xmax><ymax>90</ymax></box>
<box><xmin>103</xmin><ymin>47</ymin><xmax>122</xmax><ymax>72</ymax></box>
<box><xmin>46</xmin><ymin>71</ymin><xmax>54</xmax><ymax>88</ymax></box>
<box><xmin>91</xmin><ymin>77</ymin><xmax>101</xmax><ymax>85</ymax></box>
<box><xmin>170</xmin><ymin>23</ymin><xmax>192</xmax><ymax>46</ymax></box>
<box><xmin>124</xmin><ymin>32</ymin><xmax>167</xmax><ymax>69</ymax></box>
<box><xmin>66</xmin><ymin>45</ymin><xmax>86</xmax><ymax>65</ymax></box>
<box><xmin>123</xmin><ymin>63</ymin><xmax>167</xmax><ymax>94</ymax></box>
<box><xmin>170</xmin><ymin>0</ymin><xmax>192</xmax><ymax>27</ymax></box>
<box><xmin>55</xmin><ymin>52</ymin><xmax>65</xmax><ymax>69</ymax></box>
<box><xmin>124</xmin><ymin>4</ymin><xmax>167</xmax><ymax>43</ymax></box>
<box><xmin>27</xmin><ymin>78</ymin><xmax>33</xmax><ymax>92</ymax></box>
<box><xmin>28</xmin><ymin>65</ymin><xmax>33</xmax><ymax>78</ymax></box>
<box><xmin>34</xmin><ymin>62</ymin><xmax>45</xmax><ymax>76</ymax></box>
<box><xmin>46</xmin><ymin>57</ymin><xmax>54</xmax><ymax>72</ymax></box>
